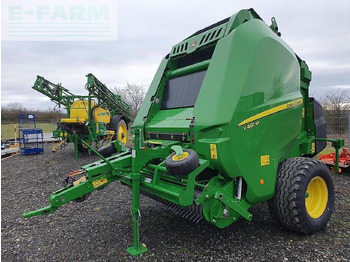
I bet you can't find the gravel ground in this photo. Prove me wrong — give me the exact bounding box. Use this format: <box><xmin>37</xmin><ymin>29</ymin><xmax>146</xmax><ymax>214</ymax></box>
<box><xmin>2</xmin><ymin>144</ymin><xmax>350</xmax><ymax>261</ymax></box>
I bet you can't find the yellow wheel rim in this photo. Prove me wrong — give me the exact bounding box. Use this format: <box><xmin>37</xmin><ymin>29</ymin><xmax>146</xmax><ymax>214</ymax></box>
<box><xmin>305</xmin><ymin>176</ymin><xmax>328</xmax><ymax>218</ymax></box>
<box><xmin>172</xmin><ymin>152</ymin><xmax>189</xmax><ymax>161</ymax></box>
<box><xmin>117</xmin><ymin>122</ymin><xmax>127</xmax><ymax>145</ymax></box>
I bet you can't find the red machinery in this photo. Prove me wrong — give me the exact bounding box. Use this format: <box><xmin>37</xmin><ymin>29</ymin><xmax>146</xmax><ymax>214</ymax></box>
<box><xmin>319</xmin><ymin>148</ymin><xmax>350</xmax><ymax>169</ymax></box>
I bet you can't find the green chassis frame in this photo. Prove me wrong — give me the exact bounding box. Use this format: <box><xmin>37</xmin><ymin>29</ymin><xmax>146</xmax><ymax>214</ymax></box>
<box><xmin>23</xmin><ymin>137</ymin><xmax>344</xmax><ymax>256</ymax></box>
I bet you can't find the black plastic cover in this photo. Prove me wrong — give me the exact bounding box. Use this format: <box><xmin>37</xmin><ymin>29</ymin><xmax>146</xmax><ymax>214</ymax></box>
<box><xmin>313</xmin><ymin>98</ymin><xmax>327</xmax><ymax>154</ymax></box>
<box><xmin>193</xmin><ymin>17</ymin><xmax>229</xmax><ymax>36</ymax></box>
<box><xmin>147</xmin><ymin>132</ymin><xmax>187</xmax><ymax>142</ymax></box>
<box><xmin>161</xmin><ymin>70</ymin><xmax>206</xmax><ymax>109</ymax></box>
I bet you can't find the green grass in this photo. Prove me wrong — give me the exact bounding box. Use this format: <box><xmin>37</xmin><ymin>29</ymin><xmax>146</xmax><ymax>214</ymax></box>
<box><xmin>1</xmin><ymin>122</ymin><xmax>57</xmax><ymax>140</ymax></box>
<box><xmin>315</xmin><ymin>146</ymin><xmax>335</xmax><ymax>159</ymax></box>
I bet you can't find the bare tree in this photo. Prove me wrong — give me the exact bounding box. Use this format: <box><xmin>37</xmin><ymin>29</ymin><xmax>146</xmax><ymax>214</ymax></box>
<box><xmin>115</xmin><ymin>83</ymin><xmax>145</xmax><ymax>118</ymax></box>
<box><xmin>320</xmin><ymin>89</ymin><xmax>350</xmax><ymax>114</ymax></box>
<box><xmin>1</xmin><ymin>103</ymin><xmax>65</xmax><ymax>121</ymax></box>
<box><xmin>4</xmin><ymin>102</ymin><xmax>25</xmax><ymax>111</ymax></box>
<box><xmin>320</xmin><ymin>89</ymin><xmax>350</xmax><ymax>136</ymax></box>
<box><xmin>1</xmin><ymin>103</ymin><xmax>26</xmax><ymax>120</ymax></box>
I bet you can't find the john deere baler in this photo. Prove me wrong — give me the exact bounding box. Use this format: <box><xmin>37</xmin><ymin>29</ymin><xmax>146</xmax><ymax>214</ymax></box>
<box><xmin>23</xmin><ymin>9</ymin><xmax>343</xmax><ymax>256</ymax></box>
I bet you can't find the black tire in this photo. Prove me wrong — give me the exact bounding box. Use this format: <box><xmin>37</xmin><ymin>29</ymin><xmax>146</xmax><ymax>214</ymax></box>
<box><xmin>77</xmin><ymin>142</ymin><xmax>88</xmax><ymax>153</ymax></box>
<box><xmin>268</xmin><ymin>157</ymin><xmax>334</xmax><ymax>234</ymax></box>
<box><xmin>98</xmin><ymin>144</ymin><xmax>117</xmax><ymax>157</ymax></box>
<box><xmin>165</xmin><ymin>149</ymin><xmax>199</xmax><ymax>176</ymax></box>
<box><xmin>110</xmin><ymin>115</ymin><xmax>128</xmax><ymax>144</ymax></box>
<box><xmin>110</xmin><ymin>115</ymin><xmax>121</xmax><ymax>132</ymax></box>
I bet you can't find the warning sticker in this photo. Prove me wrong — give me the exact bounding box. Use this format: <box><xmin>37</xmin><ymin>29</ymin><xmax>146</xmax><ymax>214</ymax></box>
<box><xmin>92</xmin><ymin>178</ymin><xmax>108</xmax><ymax>188</ymax></box>
<box><xmin>261</xmin><ymin>155</ymin><xmax>270</xmax><ymax>166</ymax></box>
<box><xmin>210</xmin><ymin>144</ymin><xmax>217</xmax><ymax>159</ymax></box>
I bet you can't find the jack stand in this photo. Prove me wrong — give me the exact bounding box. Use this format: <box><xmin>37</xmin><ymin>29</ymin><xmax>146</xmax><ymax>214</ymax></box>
<box><xmin>127</xmin><ymin>173</ymin><xmax>148</xmax><ymax>256</ymax></box>
<box><xmin>52</xmin><ymin>138</ymin><xmax>67</xmax><ymax>152</ymax></box>
<box><xmin>73</xmin><ymin>135</ymin><xmax>79</xmax><ymax>160</ymax></box>
<box><xmin>315</xmin><ymin>138</ymin><xmax>345</xmax><ymax>173</ymax></box>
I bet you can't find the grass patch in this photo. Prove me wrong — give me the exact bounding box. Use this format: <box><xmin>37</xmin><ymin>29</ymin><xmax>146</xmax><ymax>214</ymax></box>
<box><xmin>1</xmin><ymin>122</ymin><xmax>57</xmax><ymax>140</ymax></box>
<box><xmin>314</xmin><ymin>147</ymin><xmax>335</xmax><ymax>159</ymax></box>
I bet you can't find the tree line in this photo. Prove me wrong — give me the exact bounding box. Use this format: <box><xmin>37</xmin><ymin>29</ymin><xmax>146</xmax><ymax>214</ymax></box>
<box><xmin>1</xmin><ymin>102</ymin><xmax>65</xmax><ymax>122</ymax></box>
<box><xmin>2</xmin><ymin>87</ymin><xmax>349</xmax><ymax>136</ymax></box>
<box><xmin>1</xmin><ymin>83</ymin><xmax>145</xmax><ymax>122</ymax></box>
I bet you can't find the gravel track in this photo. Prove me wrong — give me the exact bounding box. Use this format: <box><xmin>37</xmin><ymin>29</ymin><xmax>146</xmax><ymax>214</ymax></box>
<box><xmin>2</xmin><ymin>144</ymin><xmax>350</xmax><ymax>261</ymax></box>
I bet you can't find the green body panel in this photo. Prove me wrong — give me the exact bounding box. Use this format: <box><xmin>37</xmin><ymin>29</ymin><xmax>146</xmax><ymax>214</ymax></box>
<box><xmin>146</xmin><ymin>108</ymin><xmax>193</xmax><ymax>135</ymax></box>
<box><xmin>24</xmin><ymin>9</ymin><xmax>344</xmax><ymax>256</ymax></box>
<box><xmin>193</xmin><ymin>19</ymin><xmax>303</xmax><ymax>202</ymax></box>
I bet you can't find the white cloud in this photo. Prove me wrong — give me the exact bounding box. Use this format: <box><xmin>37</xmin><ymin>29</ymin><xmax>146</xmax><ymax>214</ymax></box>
<box><xmin>332</xmin><ymin>85</ymin><xmax>350</xmax><ymax>89</ymax></box>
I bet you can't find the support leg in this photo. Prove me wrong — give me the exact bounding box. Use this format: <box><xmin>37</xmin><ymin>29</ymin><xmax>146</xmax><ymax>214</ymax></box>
<box><xmin>331</xmin><ymin>139</ymin><xmax>343</xmax><ymax>174</ymax></box>
<box><xmin>73</xmin><ymin>135</ymin><xmax>78</xmax><ymax>161</ymax></box>
<box><xmin>127</xmin><ymin>173</ymin><xmax>148</xmax><ymax>256</ymax></box>
<box><xmin>334</xmin><ymin>146</ymin><xmax>340</xmax><ymax>173</ymax></box>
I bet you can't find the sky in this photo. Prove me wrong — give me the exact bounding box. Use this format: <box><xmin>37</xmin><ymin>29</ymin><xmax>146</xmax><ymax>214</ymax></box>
<box><xmin>2</xmin><ymin>0</ymin><xmax>350</xmax><ymax>110</ymax></box>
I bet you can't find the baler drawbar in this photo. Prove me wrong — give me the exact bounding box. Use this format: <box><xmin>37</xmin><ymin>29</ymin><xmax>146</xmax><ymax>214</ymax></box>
<box><xmin>23</xmin><ymin>9</ymin><xmax>344</xmax><ymax>256</ymax></box>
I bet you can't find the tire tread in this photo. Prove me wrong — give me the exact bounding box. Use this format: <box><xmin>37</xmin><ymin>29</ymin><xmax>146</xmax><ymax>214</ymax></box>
<box><xmin>268</xmin><ymin>157</ymin><xmax>334</xmax><ymax>234</ymax></box>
